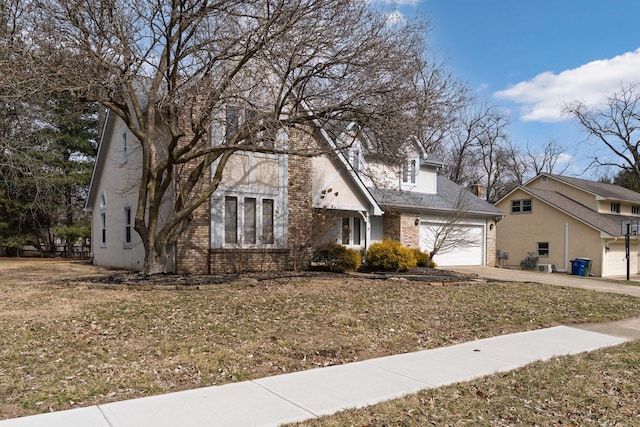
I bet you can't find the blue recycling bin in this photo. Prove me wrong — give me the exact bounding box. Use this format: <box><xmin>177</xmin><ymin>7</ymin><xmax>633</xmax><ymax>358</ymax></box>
<box><xmin>576</xmin><ymin>258</ymin><xmax>592</xmax><ymax>277</ymax></box>
<box><xmin>570</xmin><ymin>259</ymin><xmax>585</xmax><ymax>276</ymax></box>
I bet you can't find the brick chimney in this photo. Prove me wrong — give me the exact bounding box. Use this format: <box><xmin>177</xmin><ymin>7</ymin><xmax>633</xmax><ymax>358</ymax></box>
<box><xmin>470</xmin><ymin>181</ymin><xmax>485</xmax><ymax>199</ymax></box>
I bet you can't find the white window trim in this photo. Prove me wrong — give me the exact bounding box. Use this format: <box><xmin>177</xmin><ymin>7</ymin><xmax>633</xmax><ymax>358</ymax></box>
<box><xmin>99</xmin><ymin>193</ymin><xmax>107</xmax><ymax>248</ymax></box>
<box><xmin>123</xmin><ymin>205</ymin><xmax>133</xmax><ymax>249</ymax></box>
<box><xmin>220</xmin><ymin>194</ymin><xmax>282</xmax><ymax>248</ymax></box>
<box><xmin>340</xmin><ymin>216</ymin><xmax>364</xmax><ymax>248</ymax></box>
<box><xmin>401</xmin><ymin>158</ymin><xmax>418</xmax><ymax>188</ymax></box>
<box><xmin>121</xmin><ymin>131</ymin><xmax>128</xmax><ymax>164</ymax></box>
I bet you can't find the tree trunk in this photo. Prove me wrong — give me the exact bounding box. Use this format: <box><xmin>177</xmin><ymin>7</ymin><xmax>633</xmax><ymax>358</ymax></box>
<box><xmin>143</xmin><ymin>245</ymin><xmax>170</xmax><ymax>275</ymax></box>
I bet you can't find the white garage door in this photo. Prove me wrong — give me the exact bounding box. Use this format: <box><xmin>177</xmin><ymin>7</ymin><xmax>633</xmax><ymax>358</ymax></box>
<box><xmin>420</xmin><ymin>222</ymin><xmax>484</xmax><ymax>266</ymax></box>
<box><xmin>606</xmin><ymin>243</ymin><xmax>638</xmax><ymax>276</ymax></box>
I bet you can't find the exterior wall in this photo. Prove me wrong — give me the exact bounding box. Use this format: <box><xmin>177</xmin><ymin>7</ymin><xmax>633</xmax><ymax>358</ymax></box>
<box><xmin>381</xmin><ymin>210</ymin><xmax>419</xmax><ymax>248</ymax></box>
<box><xmin>416</xmin><ymin>165</ymin><xmax>438</xmax><ymax>194</ymax></box>
<box><xmin>287</xmin><ymin>150</ymin><xmax>314</xmax><ymax>271</ymax></box>
<box><xmin>175</xmin><ymin>201</ymin><xmax>210</xmax><ymax>274</ymax></box>
<box><xmin>312</xmin><ymin>156</ymin><xmax>370</xmax><ymax>211</ymax></box>
<box><xmin>528</xmin><ymin>176</ymin><xmax>597</xmax><ymax>210</ymax></box>
<box><xmin>495</xmin><ymin>188</ymin><xmax>604</xmax><ymax>276</ymax></box>
<box><xmin>360</xmin><ymin>159</ymin><xmax>438</xmax><ymax>195</ymax></box>
<box><xmin>486</xmin><ymin>218</ymin><xmax>497</xmax><ymax>266</ymax></box>
<box><xmin>597</xmin><ymin>199</ymin><xmax>640</xmax><ymax>216</ymax></box>
<box><xmin>202</xmin><ymin>128</ymin><xmax>314</xmax><ymax>273</ymax></box>
<box><xmin>90</xmin><ymin>119</ymin><xmax>146</xmax><ymax>271</ymax></box>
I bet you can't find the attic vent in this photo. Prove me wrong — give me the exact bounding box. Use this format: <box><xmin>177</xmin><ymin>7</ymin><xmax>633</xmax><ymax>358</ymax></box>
<box><xmin>541</xmin><ymin>176</ymin><xmax>548</xmax><ymax>183</ymax></box>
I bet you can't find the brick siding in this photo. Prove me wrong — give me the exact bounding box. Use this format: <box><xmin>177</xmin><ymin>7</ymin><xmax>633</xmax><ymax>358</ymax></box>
<box><xmin>382</xmin><ymin>210</ymin><xmax>420</xmax><ymax>248</ymax></box>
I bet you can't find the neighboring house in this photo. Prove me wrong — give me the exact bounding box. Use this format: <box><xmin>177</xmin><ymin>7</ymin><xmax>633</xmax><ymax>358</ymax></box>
<box><xmin>86</xmin><ymin>111</ymin><xmax>502</xmax><ymax>273</ymax></box>
<box><xmin>494</xmin><ymin>173</ymin><xmax>640</xmax><ymax>277</ymax></box>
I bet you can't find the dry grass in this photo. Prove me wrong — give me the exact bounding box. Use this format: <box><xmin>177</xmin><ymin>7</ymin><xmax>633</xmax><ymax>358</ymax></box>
<box><xmin>290</xmin><ymin>342</ymin><xmax>640</xmax><ymax>426</ymax></box>
<box><xmin>1</xmin><ymin>259</ymin><xmax>640</xmax><ymax>421</ymax></box>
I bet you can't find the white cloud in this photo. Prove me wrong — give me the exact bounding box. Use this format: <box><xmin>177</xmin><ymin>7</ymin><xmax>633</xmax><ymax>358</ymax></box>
<box><xmin>384</xmin><ymin>10</ymin><xmax>406</xmax><ymax>25</ymax></box>
<box><xmin>494</xmin><ymin>48</ymin><xmax>640</xmax><ymax>122</ymax></box>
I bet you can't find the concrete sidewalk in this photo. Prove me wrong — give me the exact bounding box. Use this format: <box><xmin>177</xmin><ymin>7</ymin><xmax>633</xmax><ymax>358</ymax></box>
<box><xmin>0</xmin><ymin>324</ymin><xmax>632</xmax><ymax>427</ymax></box>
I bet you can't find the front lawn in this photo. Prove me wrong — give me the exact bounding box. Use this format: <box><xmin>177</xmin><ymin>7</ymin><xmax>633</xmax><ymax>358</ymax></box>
<box><xmin>1</xmin><ymin>259</ymin><xmax>639</xmax><ymax>421</ymax></box>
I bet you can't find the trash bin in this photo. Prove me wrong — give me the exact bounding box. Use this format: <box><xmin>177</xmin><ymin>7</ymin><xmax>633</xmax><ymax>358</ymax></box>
<box><xmin>577</xmin><ymin>258</ymin><xmax>592</xmax><ymax>277</ymax></box>
<box><xmin>570</xmin><ymin>259</ymin><xmax>585</xmax><ymax>276</ymax></box>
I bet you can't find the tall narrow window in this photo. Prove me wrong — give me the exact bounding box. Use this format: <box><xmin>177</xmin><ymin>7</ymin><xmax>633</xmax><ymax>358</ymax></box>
<box><xmin>349</xmin><ymin>149</ymin><xmax>360</xmax><ymax>171</ymax></box>
<box><xmin>402</xmin><ymin>159</ymin><xmax>417</xmax><ymax>184</ymax></box>
<box><xmin>123</xmin><ymin>206</ymin><xmax>132</xmax><ymax>246</ymax></box>
<box><xmin>611</xmin><ymin>203</ymin><xmax>621</xmax><ymax>213</ymax></box>
<box><xmin>100</xmin><ymin>212</ymin><xmax>107</xmax><ymax>247</ymax></box>
<box><xmin>121</xmin><ymin>132</ymin><xmax>128</xmax><ymax>164</ymax></box>
<box><xmin>353</xmin><ymin>217</ymin><xmax>361</xmax><ymax>246</ymax></box>
<box><xmin>99</xmin><ymin>194</ymin><xmax>107</xmax><ymax>247</ymax></box>
<box><xmin>224</xmin><ymin>196</ymin><xmax>238</xmax><ymax>244</ymax></box>
<box><xmin>342</xmin><ymin>218</ymin><xmax>350</xmax><ymax>244</ymax></box>
<box><xmin>410</xmin><ymin>159</ymin><xmax>416</xmax><ymax>184</ymax></box>
<box><xmin>244</xmin><ymin>198</ymin><xmax>256</xmax><ymax>244</ymax></box>
<box><xmin>225</xmin><ymin>106</ymin><xmax>239</xmax><ymax>140</ymax></box>
<box><xmin>262</xmin><ymin>199</ymin><xmax>274</xmax><ymax>244</ymax></box>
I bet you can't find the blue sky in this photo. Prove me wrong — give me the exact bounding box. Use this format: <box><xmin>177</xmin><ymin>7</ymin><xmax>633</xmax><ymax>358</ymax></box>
<box><xmin>380</xmin><ymin>0</ymin><xmax>640</xmax><ymax>179</ymax></box>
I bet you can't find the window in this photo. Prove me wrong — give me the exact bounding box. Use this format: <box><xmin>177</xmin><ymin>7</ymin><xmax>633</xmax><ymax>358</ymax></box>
<box><xmin>225</xmin><ymin>106</ymin><xmax>239</xmax><ymax>140</ymax></box>
<box><xmin>341</xmin><ymin>217</ymin><xmax>362</xmax><ymax>247</ymax></box>
<box><xmin>262</xmin><ymin>199</ymin><xmax>274</xmax><ymax>244</ymax></box>
<box><xmin>611</xmin><ymin>203</ymin><xmax>621</xmax><ymax>213</ymax></box>
<box><xmin>99</xmin><ymin>194</ymin><xmax>107</xmax><ymax>247</ymax></box>
<box><xmin>353</xmin><ymin>217</ymin><xmax>361</xmax><ymax>246</ymax></box>
<box><xmin>100</xmin><ymin>212</ymin><xmax>107</xmax><ymax>247</ymax></box>
<box><xmin>244</xmin><ymin>198</ymin><xmax>256</xmax><ymax>244</ymax></box>
<box><xmin>348</xmin><ymin>149</ymin><xmax>360</xmax><ymax>171</ymax></box>
<box><xmin>633</xmin><ymin>205</ymin><xmax>640</xmax><ymax>215</ymax></box>
<box><xmin>402</xmin><ymin>159</ymin><xmax>416</xmax><ymax>185</ymax></box>
<box><xmin>224</xmin><ymin>196</ymin><xmax>276</xmax><ymax>246</ymax></box>
<box><xmin>511</xmin><ymin>199</ymin><xmax>532</xmax><ymax>214</ymax></box>
<box><xmin>224</xmin><ymin>196</ymin><xmax>238</xmax><ymax>244</ymax></box>
<box><xmin>341</xmin><ymin>218</ymin><xmax>350</xmax><ymax>245</ymax></box>
<box><xmin>537</xmin><ymin>242</ymin><xmax>549</xmax><ymax>257</ymax></box>
<box><xmin>121</xmin><ymin>132</ymin><xmax>128</xmax><ymax>164</ymax></box>
<box><xmin>123</xmin><ymin>206</ymin><xmax>132</xmax><ymax>247</ymax></box>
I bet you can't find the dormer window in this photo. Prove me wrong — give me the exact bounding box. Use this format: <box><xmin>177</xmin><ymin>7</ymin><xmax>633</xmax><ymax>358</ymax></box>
<box><xmin>611</xmin><ymin>202</ymin><xmax>621</xmax><ymax>214</ymax></box>
<box><xmin>402</xmin><ymin>159</ymin><xmax>416</xmax><ymax>185</ymax></box>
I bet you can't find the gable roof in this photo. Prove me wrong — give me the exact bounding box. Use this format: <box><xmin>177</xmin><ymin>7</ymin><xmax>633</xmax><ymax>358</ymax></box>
<box><xmin>520</xmin><ymin>186</ymin><xmax>623</xmax><ymax>237</ymax></box>
<box><xmin>539</xmin><ymin>173</ymin><xmax>640</xmax><ymax>203</ymax></box>
<box><xmin>368</xmin><ymin>175</ymin><xmax>503</xmax><ymax>217</ymax></box>
<box><xmin>85</xmin><ymin>109</ymin><xmax>116</xmax><ymax>212</ymax></box>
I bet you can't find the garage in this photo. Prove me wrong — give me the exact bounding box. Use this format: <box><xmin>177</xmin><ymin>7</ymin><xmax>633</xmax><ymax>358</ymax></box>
<box><xmin>605</xmin><ymin>243</ymin><xmax>638</xmax><ymax>277</ymax></box>
<box><xmin>420</xmin><ymin>222</ymin><xmax>485</xmax><ymax>266</ymax></box>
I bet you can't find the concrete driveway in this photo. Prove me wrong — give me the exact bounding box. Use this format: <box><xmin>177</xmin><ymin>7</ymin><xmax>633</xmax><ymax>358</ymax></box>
<box><xmin>446</xmin><ymin>266</ymin><xmax>640</xmax><ymax>298</ymax></box>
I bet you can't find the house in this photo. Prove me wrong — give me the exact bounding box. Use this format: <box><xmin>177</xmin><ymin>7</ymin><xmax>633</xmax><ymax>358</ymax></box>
<box><xmin>494</xmin><ymin>173</ymin><xmax>640</xmax><ymax>277</ymax></box>
<box><xmin>85</xmin><ymin>111</ymin><xmax>502</xmax><ymax>273</ymax></box>
<box><xmin>313</xmin><ymin>126</ymin><xmax>503</xmax><ymax>266</ymax></box>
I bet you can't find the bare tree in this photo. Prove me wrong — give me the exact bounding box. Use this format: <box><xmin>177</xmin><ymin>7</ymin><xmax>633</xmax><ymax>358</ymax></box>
<box><xmin>525</xmin><ymin>138</ymin><xmax>571</xmax><ymax>177</ymax></box>
<box><xmin>565</xmin><ymin>83</ymin><xmax>640</xmax><ymax>187</ymax></box>
<box><xmin>420</xmin><ymin>190</ymin><xmax>480</xmax><ymax>260</ymax></box>
<box><xmin>7</xmin><ymin>0</ymin><xmax>454</xmax><ymax>273</ymax></box>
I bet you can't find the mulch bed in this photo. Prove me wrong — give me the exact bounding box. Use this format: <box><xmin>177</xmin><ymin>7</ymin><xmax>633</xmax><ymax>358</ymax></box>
<box><xmin>84</xmin><ymin>267</ymin><xmax>481</xmax><ymax>290</ymax></box>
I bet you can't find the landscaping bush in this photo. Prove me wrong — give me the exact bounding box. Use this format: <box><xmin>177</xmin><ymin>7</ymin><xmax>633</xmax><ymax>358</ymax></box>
<box><xmin>365</xmin><ymin>239</ymin><xmax>417</xmax><ymax>271</ymax></box>
<box><xmin>412</xmin><ymin>248</ymin><xmax>430</xmax><ymax>267</ymax></box>
<box><xmin>313</xmin><ymin>243</ymin><xmax>361</xmax><ymax>272</ymax></box>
